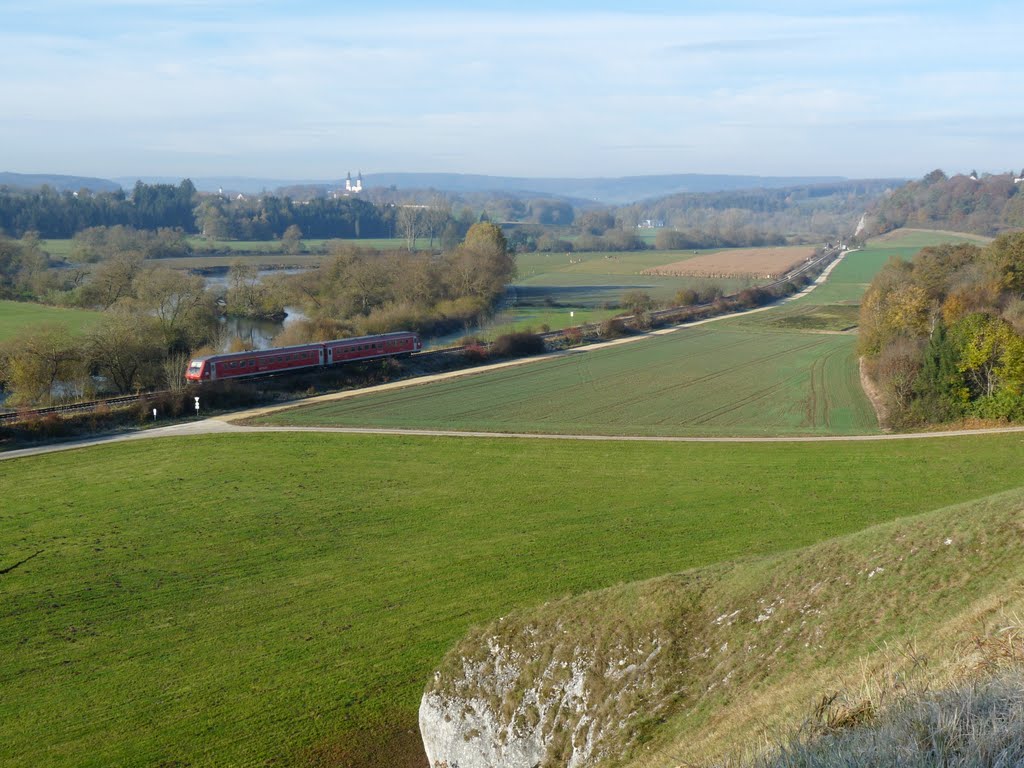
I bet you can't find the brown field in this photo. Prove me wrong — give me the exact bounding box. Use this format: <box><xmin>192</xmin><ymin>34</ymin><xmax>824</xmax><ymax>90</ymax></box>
<box><xmin>641</xmin><ymin>245</ymin><xmax>815</xmax><ymax>279</ymax></box>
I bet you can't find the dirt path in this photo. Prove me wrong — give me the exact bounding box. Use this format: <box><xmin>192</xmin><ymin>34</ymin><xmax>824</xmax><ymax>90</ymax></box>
<box><xmin>7</xmin><ymin>415</ymin><xmax>1024</xmax><ymax>463</ymax></box>
<box><xmin>859</xmin><ymin>356</ymin><xmax>890</xmax><ymax>430</ymax></box>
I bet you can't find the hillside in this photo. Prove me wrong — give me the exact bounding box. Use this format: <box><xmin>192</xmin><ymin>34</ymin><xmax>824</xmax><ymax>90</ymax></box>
<box><xmin>422</xmin><ymin>484</ymin><xmax>1024</xmax><ymax>768</ymax></box>
<box><xmin>5</xmin><ymin>432</ymin><xmax>1024</xmax><ymax>767</ymax></box>
<box><xmin>0</xmin><ymin>172</ymin><xmax>121</xmax><ymax>194</ymax></box>
<box><xmin>865</xmin><ymin>169</ymin><xmax>1024</xmax><ymax>237</ymax></box>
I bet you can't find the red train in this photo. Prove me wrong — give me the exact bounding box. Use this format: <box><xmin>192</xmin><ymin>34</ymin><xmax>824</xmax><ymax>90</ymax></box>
<box><xmin>185</xmin><ymin>331</ymin><xmax>422</xmax><ymax>383</ymax></box>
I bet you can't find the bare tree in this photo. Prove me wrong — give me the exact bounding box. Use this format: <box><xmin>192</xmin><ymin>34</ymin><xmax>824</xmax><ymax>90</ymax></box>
<box><xmin>397</xmin><ymin>206</ymin><xmax>422</xmax><ymax>252</ymax></box>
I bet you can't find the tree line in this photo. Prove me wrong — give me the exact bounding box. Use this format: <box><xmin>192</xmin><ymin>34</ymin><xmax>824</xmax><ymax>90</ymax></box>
<box><xmin>0</xmin><ymin>180</ymin><xmax>199</xmax><ymax>238</ymax></box>
<box><xmin>0</xmin><ymin>180</ymin><xmax>435</xmax><ymax>242</ymax></box>
<box><xmin>859</xmin><ymin>232</ymin><xmax>1024</xmax><ymax>425</ymax></box>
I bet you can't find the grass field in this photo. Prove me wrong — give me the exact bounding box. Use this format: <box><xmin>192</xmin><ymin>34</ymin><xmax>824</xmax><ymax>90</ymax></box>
<box><xmin>513</xmin><ymin>248</ymin><xmax>757</xmax><ymax>304</ymax></box>
<box><xmin>262</xmin><ymin>326</ymin><xmax>877</xmax><ymax>435</ymax></box>
<box><xmin>5</xmin><ymin>432</ymin><xmax>1024</xmax><ymax>766</ymax></box>
<box><xmin>0</xmin><ymin>300</ymin><xmax>102</xmax><ymax>342</ymax></box>
<box><xmin>255</xmin><ymin>231</ymin><xmax>986</xmax><ymax>437</ymax></box>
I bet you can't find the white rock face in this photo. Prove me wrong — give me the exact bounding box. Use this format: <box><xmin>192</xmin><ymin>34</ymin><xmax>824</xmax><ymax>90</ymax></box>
<box><xmin>419</xmin><ymin>625</ymin><xmax>671</xmax><ymax>768</ymax></box>
<box><xmin>419</xmin><ymin>690</ymin><xmax>546</xmax><ymax>768</ymax></box>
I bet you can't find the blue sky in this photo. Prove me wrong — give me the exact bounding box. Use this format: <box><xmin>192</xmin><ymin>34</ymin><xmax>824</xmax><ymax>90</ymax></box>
<box><xmin>2</xmin><ymin>1</ymin><xmax>1021</xmax><ymax>181</ymax></box>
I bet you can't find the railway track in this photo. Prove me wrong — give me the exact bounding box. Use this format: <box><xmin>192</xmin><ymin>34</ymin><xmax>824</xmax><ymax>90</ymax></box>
<box><xmin>1</xmin><ymin>247</ymin><xmax>842</xmax><ymax>426</ymax></box>
<box><xmin>0</xmin><ymin>393</ymin><xmax>156</xmax><ymax>424</ymax></box>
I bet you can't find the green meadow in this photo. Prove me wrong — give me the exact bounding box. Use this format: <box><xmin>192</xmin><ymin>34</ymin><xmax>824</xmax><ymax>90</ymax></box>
<box><xmin>5</xmin><ymin>432</ymin><xmax>1024</xmax><ymax>766</ymax></box>
<box><xmin>0</xmin><ymin>300</ymin><xmax>102</xmax><ymax>342</ymax></box>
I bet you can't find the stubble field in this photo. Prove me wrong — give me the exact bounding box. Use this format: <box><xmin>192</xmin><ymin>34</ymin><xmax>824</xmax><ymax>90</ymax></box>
<box><xmin>641</xmin><ymin>245</ymin><xmax>815</xmax><ymax>279</ymax></box>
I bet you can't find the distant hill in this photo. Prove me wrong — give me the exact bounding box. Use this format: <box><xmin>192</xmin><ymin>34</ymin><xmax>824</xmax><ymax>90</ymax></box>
<box><xmin>361</xmin><ymin>172</ymin><xmax>850</xmax><ymax>205</ymax></box>
<box><xmin>118</xmin><ymin>173</ymin><xmax>851</xmax><ymax>205</ymax></box>
<box><xmin>0</xmin><ymin>172</ymin><xmax>121</xmax><ymax>194</ymax></box>
<box><xmin>866</xmin><ymin>169</ymin><xmax>1024</xmax><ymax>237</ymax></box>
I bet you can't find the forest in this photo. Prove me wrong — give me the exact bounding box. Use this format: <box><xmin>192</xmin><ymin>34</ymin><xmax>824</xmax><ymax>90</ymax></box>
<box><xmin>859</xmin><ymin>232</ymin><xmax>1024</xmax><ymax>426</ymax></box>
<box><xmin>0</xmin><ymin>180</ymin><xmax>397</xmax><ymax>240</ymax></box>
<box><xmin>866</xmin><ymin>169</ymin><xmax>1024</xmax><ymax>237</ymax></box>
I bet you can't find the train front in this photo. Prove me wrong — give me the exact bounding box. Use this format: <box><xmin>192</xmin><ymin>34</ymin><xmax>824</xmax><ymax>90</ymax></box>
<box><xmin>185</xmin><ymin>357</ymin><xmax>211</xmax><ymax>382</ymax></box>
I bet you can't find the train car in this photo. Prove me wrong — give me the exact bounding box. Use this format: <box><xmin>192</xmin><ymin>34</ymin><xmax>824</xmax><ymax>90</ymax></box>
<box><xmin>323</xmin><ymin>331</ymin><xmax>421</xmax><ymax>366</ymax></box>
<box><xmin>185</xmin><ymin>343</ymin><xmax>324</xmax><ymax>382</ymax></box>
<box><xmin>184</xmin><ymin>331</ymin><xmax>423</xmax><ymax>383</ymax></box>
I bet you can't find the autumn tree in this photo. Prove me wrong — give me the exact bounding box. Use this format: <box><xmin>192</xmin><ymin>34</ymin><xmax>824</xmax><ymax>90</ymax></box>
<box><xmin>446</xmin><ymin>222</ymin><xmax>515</xmax><ymax>298</ymax></box>
<box><xmin>281</xmin><ymin>224</ymin><xmax>304</xmax><ymax>254</ymax></box>
<box><xmin>225</xmin><ymin>260</ymin><xmax>285</xmax><ymax>320</ymax></box>
<box><xmin>0</xmin><ymin>324</ymin><xmax>86</xmax><ymax>405</ymax></box>
<box><xmin>87</xmin><ymin>311</ymin><xmax>164</xmax><ymax>393</ymax></box>
<box><xmin>133</xmin><ymin>266</ymin><xmax>215</xmax><ymax>349</ymax></box>
<box><xmin>76</xmin><ymin>251</ymin><xmax>145</xmax><ymax>309</ymax></box>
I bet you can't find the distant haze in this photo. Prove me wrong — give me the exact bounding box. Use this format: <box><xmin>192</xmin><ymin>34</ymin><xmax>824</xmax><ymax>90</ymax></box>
<box><xmin>0</xmin><ymin>171</ymin><xmax>866</xmax><ymax>206</ymax></box>
<box><xmin>2</xmin><ymin>1</ymin><xmax>1021</xmax><ymax>181</ymax></box>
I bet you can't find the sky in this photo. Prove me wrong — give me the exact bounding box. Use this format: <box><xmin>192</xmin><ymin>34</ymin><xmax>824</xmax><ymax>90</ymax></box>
<box><xmin>2</xmin><ymin>0</ymin><xmax>1022</xmax><ymax>182</ymax></box>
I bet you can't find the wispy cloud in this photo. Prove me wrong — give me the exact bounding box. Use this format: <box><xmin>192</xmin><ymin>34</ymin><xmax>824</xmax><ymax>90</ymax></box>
<box><xmin>1</xmin><ymin>3</ymin><xmax>1022</xmax><ymax>178</ymax></box>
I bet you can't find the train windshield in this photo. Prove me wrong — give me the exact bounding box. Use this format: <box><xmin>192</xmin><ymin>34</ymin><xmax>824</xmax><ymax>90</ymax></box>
<box><xmin>187</xmin><ymin>361</ymin><xmax>203</xmax><ymax>372</ymax></box>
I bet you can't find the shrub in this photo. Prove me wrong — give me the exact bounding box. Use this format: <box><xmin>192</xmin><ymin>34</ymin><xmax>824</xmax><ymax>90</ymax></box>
<box><xmin>490</xmin><ymin>332</ymin><xmax>546</xmax><ymax>358</ymax></box>
<box><xmin>462</xmin><ymin>344</ymin><xmax>489</xmax><ymax>363</ymax></box>
<box><xmin>674</xmin><ymin>288</ymin><xmax>700</xmax><ymax>306</ymax></box>
<box><xmin>599</xmin><ymin>318</ymin><xmax>627</xmax><ymax>339</ymax></box>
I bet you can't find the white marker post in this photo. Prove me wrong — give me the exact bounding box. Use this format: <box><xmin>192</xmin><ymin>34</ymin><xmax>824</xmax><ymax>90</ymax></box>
<box><xmin>152</xmin><ymin>408</ymin><xmax>157</xmax><ymax>421</ymax></box>
<box><xmin>194</xmin><ymin>396</ymin><xmax>200</xmax><ymax>416</ymax></box>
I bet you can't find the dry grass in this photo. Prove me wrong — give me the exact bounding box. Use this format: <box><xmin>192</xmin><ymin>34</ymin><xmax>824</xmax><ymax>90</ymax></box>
<box><xmin>642</xmin><ymin>247</ymin><xmax>815</xmax><ymax>279</ymax></box>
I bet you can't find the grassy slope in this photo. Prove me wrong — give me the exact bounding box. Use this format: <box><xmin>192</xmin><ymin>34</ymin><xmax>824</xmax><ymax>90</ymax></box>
<box><xmin>0</xmin><ymin>300</ymin><xmax>102</xmax><ymax>342</ymax></box>
<box><xmin>434</xmin><ymin>483</ymin><xmax>1024</xmax><ymax>768</ymax></box>
<box><xmin>5</xmin><ymin>432</ymin><xmax>1024</xmax><ymax>766</ymax></box>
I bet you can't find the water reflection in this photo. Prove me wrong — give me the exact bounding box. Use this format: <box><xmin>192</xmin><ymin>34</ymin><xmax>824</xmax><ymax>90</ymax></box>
<box><xmin>219</xmin><ymin>307</ymin><xmax>306</xmax><ymax>351</ymax></box>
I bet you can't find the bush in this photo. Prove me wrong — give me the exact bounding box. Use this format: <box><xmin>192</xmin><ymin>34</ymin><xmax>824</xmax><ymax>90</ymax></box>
<box><xmin>736</xmin><ymin>287</ymin><xmax>773</xmax><ymax>309</ymax></box>
<box><xmin>489</xmin><ymin>332</ymin><xmax>546</xmax><ymax>358</ymax></box>
<box><xmin>599</xmin><ymin>318</ymin><xmax>627</xmax><ymax>339</ymax></box>
<box><xmin>674</xmin><ymin>288</ymin><xmax>700</xmax><ymax>306</ymax></box>
<box><xmin>462</xmin><ymin>344</ymin><xmax>489</xmax><ymax>363</ymax></box>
